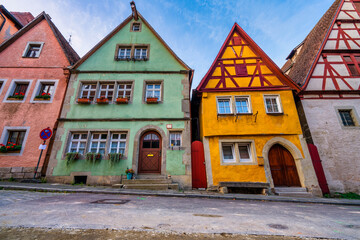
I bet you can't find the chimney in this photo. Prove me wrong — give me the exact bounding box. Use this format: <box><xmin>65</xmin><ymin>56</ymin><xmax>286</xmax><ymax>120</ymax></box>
<box><xmin>130</xmin><ymin>1</ymin><xmax>138</xmax><ymax>20</ymax></box>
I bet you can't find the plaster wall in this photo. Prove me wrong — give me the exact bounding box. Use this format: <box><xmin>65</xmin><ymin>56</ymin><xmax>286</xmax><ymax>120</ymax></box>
<box><xmin>302</xmin><ymin>99</ymin><xmax>360</xmax><ymax>193</ymax></box>
<box><xmin>0</xmin><ymin>13</ymin><xmax>19</xmax><ymax>44</ymax></box>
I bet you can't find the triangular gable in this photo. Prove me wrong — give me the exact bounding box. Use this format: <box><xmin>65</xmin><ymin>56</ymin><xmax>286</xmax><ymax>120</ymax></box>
<box><xmin>72</xmin><ymin>12</ymin><xmax>190</xmax><ymax>71</ymax></box>
<box><xmin>0</xmin><ymin>12</ymin><xmax>79</xmax><ymax>65</ymax></box>
<box><xmin>197</xmin><ymin>23</ymin><xmax>300</xmax><ymax>92</ymax></box>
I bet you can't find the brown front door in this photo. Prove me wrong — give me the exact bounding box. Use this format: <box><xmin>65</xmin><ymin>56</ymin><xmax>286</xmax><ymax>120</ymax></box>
<box><xmin>269</xmin><ymin>144</ymin><xmax>301</xmax><ymax>187</ymax></box>
<box><xmin>138</xmin><ymin>131</ymin><xmax>162</xmax><ymax>174</ymax></box>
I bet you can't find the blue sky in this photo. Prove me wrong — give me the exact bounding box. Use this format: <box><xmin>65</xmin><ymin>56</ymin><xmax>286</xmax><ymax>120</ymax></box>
<box><xmin>3</xmin><ymin>0</ymin><xmax>334</xmax><ymax>88</ymax></box>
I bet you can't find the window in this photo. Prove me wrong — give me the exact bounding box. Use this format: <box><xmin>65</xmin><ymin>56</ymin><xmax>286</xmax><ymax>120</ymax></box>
<box><xmin>90</xmin><ymin>133</ymin><xmax>107</xmax><ymax>154</ymax></box>
<box><xmin>146</xmin><ymin>83</ymin><xmax>161</xmax><ymax>101</ymax></box>
<box><xmin>339</xmin><ymin>110</ymin><xmax>355</xmax><ymax>126</ymax></box>
<box><xmin>22</xmin><ymin>42</ymin><xmax>44</xmax><ymax>58</ymax></box>
<box><xmin>117</xmin><ymin>48</ymin><xmax>131</xmax><ymax>60</ymax></box>
<box><xmin>117</xmin><ymin>83</ymin><xmax>132</xmax><ymax>99</ymax></box>
<box><xmin>169</xmin><ymin>132</ymin><xmax>181</xmax><ymax>147</ymax></box>
<box><xmin>7</xmin><ymin>131</ymin><xmax>26</xmax><ymax>145</ymax></box>
<box><xmin>99</xmin><ymin>83</ymin><xmax>115</xmax><ymax>101</ymax></box>
<box><xmin>69</xmin><ymin>133</ymin><xmax>87</xmax><ymax>154</ymax></box>
<box><xmin>132</xmin><ymin>23</ymin><xmax>141</xmax><ymax>31</ymax></box>
<box><xmin>110</xmin><ymin>133</ymin><xmax>127</xmax><ymax>154</ymax></box>
<box><xmin>217</xmin><ymin>98</ymin><xmax>232</xmax><ymax>114</ymax></box>
<box><xmin>0</xmin><ymin>81</ymin><xmax>3</xmax><ymax>91</ymax></box>
<box><xmin>235</xmin><ymin>97</ymin><xmax>251</xmax><ymax>114</ymax></box>
<box><xmin>80</xmin><ymin>84</ymin><xmax>97</xmax><ymax>100</ymax></box>
<box><xmin>343</xmin><ymin>55</ymin><xmax>360</xmax><ymax>76</ymax></box>
<box><xmin>134</xmin><ymin>47</ymin><xmax>147</xmax><ymax>60</ymax></box>
<box><xmin>7</xmin><ymin>82</ymin><xmax>29</xmax><ymax>100</ymax></box>
<box><xmin>220</xmin><ymin>141</ymin><xmax>255</xmax><ymax>164</ymax></box>
<box><xmin>264</xmin><ymin>95</ymin><xmax>282</xmax><ymax>114</ymax></box>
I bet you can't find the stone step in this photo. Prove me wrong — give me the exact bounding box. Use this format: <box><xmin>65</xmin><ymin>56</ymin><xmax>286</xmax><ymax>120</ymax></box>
<box><xmin>276</xmin><ymin>192</ymin><xmax>313</xmax><ymax>198</ymax></box>
<box><xmin>274</xmin><ymin>187</ymin><xmax>308</xmax><ymax>193</ymax></box>
<box><xmin>122</xmin><ymin>179</ymin><xmax>172</xmax><ymax>184</ymax></box>
<box><xmin>122</xmin><ymin>183</ymin><xmax>179</xmax><ymax>191</ymax></box>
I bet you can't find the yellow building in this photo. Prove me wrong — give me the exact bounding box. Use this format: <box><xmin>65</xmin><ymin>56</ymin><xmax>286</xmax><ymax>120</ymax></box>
<box><xmin>192</xmin><ymin>23</ymin><xmax>321</xmax><ymax>196</ymax></box>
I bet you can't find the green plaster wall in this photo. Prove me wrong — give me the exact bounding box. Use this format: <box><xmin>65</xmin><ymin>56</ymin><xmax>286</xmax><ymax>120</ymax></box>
<box><xmin>78</xmin><ymin>18</ymin><xmax>186</xmax><ymax>72</ymax></box>
<box><xmin>52</xmin><ymin>121</ymin><xmax>187</xmax><ymax>176</ymax></box>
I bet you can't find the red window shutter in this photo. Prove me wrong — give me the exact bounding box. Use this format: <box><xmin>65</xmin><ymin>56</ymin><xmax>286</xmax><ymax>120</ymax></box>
<box><xmin>235</xmin><ymin>64</ymin><xmax>248</xmax><ymax>76</ymax></box>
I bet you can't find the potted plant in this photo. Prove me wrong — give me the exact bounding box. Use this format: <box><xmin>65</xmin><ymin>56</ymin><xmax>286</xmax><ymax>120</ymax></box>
<box><xmin>96</xmin><ymin>96</ymin><xmax>109</xmax><ymax>104</ymax></box>
<box><xmin>34</xmin><ymin>92</ymin><xmax>51</xmax><ymax>101</ymax></box>
<box><xmin>115</xmin><ymin>97</ymin><xmax>129</xmax><ymax>104</ymax></box>
<box><xmin>77</xmin><ymin>97</ymin><xmax>91</xmax><ymax>104</ymax></box>
<box><xmin>7</xmin><ymin>92</ymin><xmax>25</xmax><ymax>100</ymax></box>
<box><xmin>85</xmin><ymin>152</ymin><xmax>102</xmax><ymax>163</ymax></box>
<box><xmin>146</xmin><ymin>97</ymin><xmax>158</xmax><ymax>104</ymax></box>
<box><xmin>125</xmin><ymin>168</ymin><xmax>134</xmax><ymax>179</ymax></box>
<box><xmin>0</xmin><ymin>142</ymin><xmax>22</xmax><ymax>153</ymax></box>
<box><xmin>108</xmin><ymin>153</ymin><xmax>122</xmax><ymax>165</ymax></box>
<box><xmin>65</xmin><ymin>152</ymin><xmax>80</xmax><ymax>165</ymax></box>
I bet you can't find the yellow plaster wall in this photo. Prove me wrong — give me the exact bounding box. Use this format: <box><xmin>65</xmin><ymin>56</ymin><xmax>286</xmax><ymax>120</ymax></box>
<box><xmin>208</xmin><ymin>134</ymin><xmax>305</xmax><ymax>186</ymax></box>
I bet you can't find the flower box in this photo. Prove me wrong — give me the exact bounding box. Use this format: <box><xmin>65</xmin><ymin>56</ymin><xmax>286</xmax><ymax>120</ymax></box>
<box><xmin>65</xmin><ymin>152</ymin><xmax>80</xmax><ymax>165</ymax></box>
<box><xmin>116</xmin><ymin>97</ymin><xmax>129</xmax><ymax>104</ymax></box>
<box><xmin>7</xmin><ymin>96</ymin><xmax>24</xmax><ymax>101</ymax></box>
<box><xmin>0</xmin><ymin>142</ymin><xmax>22</xmax><ymax>153</ymax></box>
<box><xmin>77</xmin><ymin>98</ymin><xmax>91</xmax><ymax>104</ymax></box>
<box><xmin>34</xmin><ymin>93</ymin><xmax>51</xmax><ymax>101</ymax></box>
<box><xmin>146</xmin><ymin>97</ymin><xmax>159</xmax><ymax>104</ymax></box>
<box><xmin>96</xmin><ymin>97</ymin><xmax>109</xmax><ymax>104</ymax></box>
<box><xmin>34</xmin><ymin>97</ymin><xmax>50</xmax><ymax>101</ymax></box>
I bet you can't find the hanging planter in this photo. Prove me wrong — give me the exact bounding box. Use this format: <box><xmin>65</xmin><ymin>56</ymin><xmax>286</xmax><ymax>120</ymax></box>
<box><xmin>85</xmin><ymin>152</ymin><xmax>102</xmax><ymax>163</ymax></box>
<box><xmin>77</xmin><ymin>98</ymin><xmax>91</xmax><ymax>104</ymax></box>
<box><xmin>146</xmin><ymin>97</ymin><xmax>158</xmax><ymax>104</ymax></box>
<box><xmin>96</xmin><ymin>96</ymin><xmax>109</xmax><ymax>104</ymax></box>
<box><xmin>116</xmin><ymin>97</ymin><xmax>129</xmax><ymax>104</ymax></box>
<box><xmin>65</xmin><ymin>152</ymin><xmax>80</xmax><ymax>166</ymax></box>
<box><xmin>108</xmin><ymin>153</ymin><xmax>122</xmax><ymax>165</ymax></box>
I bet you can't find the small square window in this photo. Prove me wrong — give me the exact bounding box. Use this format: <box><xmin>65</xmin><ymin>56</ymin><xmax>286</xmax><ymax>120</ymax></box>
<box><xmin>132</xmin><ymin>23</ymin><xmax>141</xmax><ymax>31</ymax></box>
<box><xmin>238</xmin><ymin>144</ymin><xmax>252</xmax><ymax>162</ymax></box>
<box><xmin>69</xmin><ymin>133</ymin><xmax>87</xmax><ymax>155</ymax></box>
<box><xmin>80</xmin><ymin>84</ymin><xmax>97</xmax><ymax>101</ymax></box>
<box><xmin>110</xmin><ymin>133</ymin><xmax>127</xmax><ymax>154</ymax></box>
<box><xmin>7</xmin><ymin>131</ymin><xmax>26</xmax><ymax>146</ymax></box>
<box><xmin>145</xmin><ymin>83</ymin><xmax>161</xmax><ymax>102</ymax></box>
<box><xmin>339</xmin><ymin>110</ymin><xmax>355</xmax><ymax>126</ymax></box>
<box><xmin>117</xmin><ymin>83</ymin><xmax>132</xmax><ymax>99</ymax></box>
<box><xmin>117</xmin><ymin>48</ymin><xmax>131</xmax><ymax>60</ymax></box>
<box><xmin>264</xmin><ymin>95</ymin><xmax>282</xmax><ymax>114</ymax></box>
<box><xmin>34</xmin><ymin>82</ymin><xmax>55</xmax><ymax>101</ymax></box>
<box><xmin>235</xmin><ymin>97</ymin><xmax>251</xmax><ymax>114</ymax></box>
<box><xmin>343</xmin><ymin>55</ymin><xmax>360</xmax><ymax>76</ymax></box>
<box><xmin>134</xmin><ymin>47</ymin><xmax>147</xmax><ymax>60</ymax></box>
<box><xmin>90</xmin><ymin>133</ymin><xmax>107</xmax><ymax>154</ymax></box>
<box><xmin>23</xmin><ymin>42</ymin><xmax>44</xmax><ymax>58</ymax></box>
<box><xmin>222</xmin><ymin>144</ymin><xmax>235</xmax><ymax>163</ymax></box>
<box><xmin>169</xmin><ymin>132</ymin><xmax>181</xmax><ymax>147</ymax></box>
<box><xmin>7</xmin><ymin>82</ymin><xmax>29</xmax><ymax>100</ymax></box>
<box><xmin>98</xmin><ymin>83</ymin><xmax>115</xmax><ymax>101</ymax></box>
<box><xmin>217</xmin><ymin>98</ymin><xmax>232</xmax><ymax>114</ymax></box>
<box><xmin>220</xmin><ymin>141</ymin><xmax>255</xmax><ymax>165</ymax></box>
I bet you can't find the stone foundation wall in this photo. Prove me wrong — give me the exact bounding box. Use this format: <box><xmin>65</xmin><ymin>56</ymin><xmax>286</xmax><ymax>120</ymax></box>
<box><xmin>0</xmin><ymin>167</ymin><xmax>41</xmax><ymax>179</ymax></box>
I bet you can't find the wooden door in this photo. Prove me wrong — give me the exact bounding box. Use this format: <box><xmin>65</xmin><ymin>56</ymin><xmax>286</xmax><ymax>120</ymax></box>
<box><xmin>191</xmin><ymin>141</ymin><xmax>207</xmax><ymax>188</ymax></box>
<box><xmin>138</xmin><ymin>131</ymin><xmax>162</xmax><ymax>174</ymax></box>
<box><xmin>269</xmin><ymin>144</ymin><xmax>301</xmax><ymax>187</ymax></box>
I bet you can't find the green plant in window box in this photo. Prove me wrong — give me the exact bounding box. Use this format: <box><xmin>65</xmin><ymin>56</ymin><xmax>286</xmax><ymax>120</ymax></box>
<box><xmin>34</xmin><ymin>93</ymin><xmax>51</xmax><ymax>101</ymax></box>
<box><xmin>7</xmin><ymin>92</ymin><xmax>25</xmax><ymax>100</ymax></box>
<box><xmin>108</xmin><ymin>153</ymin><xmax>122</xmax><ymax>165</ymax></box>
<box><xmin>0</xmin><ymin>142</ymin><xmax>22</xmax><ymax>153</ymax></box>
<box><xmin>65</xmin><ymin>152</ymin><xmax>80</xmax><ymax>165</ymax></box>
<box><xmin>85</xmin><ymin>152</ymin><xmax>102</xmax><ymax>163</ymax></box>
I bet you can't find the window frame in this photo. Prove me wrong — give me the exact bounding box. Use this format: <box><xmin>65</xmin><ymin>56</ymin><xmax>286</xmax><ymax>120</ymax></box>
<box><xmin>79</xmin><ymin>82</ymin><xmax>98</xmax><ymax>102</ymax></box>
<box><xmin>98</xmin><ymin>82</ymin><xmax>115</xmax><ymax>101</ymax></box>
<box><xmin>22</xmin><ymin>42</ymin><xmax>44</xmax><ymax>58</ymax></box>
<box><xmin>0</xmin><ymin>126</ymin><xmax>30</xmax><ymax>156</ymax></box>
<box><xmin>89</xmin><ymin>133</ymin><xmax>108</xmax><ymax>154</ymax></box>
<box><xmin>116</xmin><ymin>81</ymin><xmax>134</xmax><ymax>101</ymax></box>
<box><xmin>143</xmin><ymin>80</ymin><xmax>164</xmax><ymax>103</ymax></box>
<box><xmin>263</xmin><ymin>94</ymin><xmax>283</xmax><ymax>114</ymax></box>
<box><xmin>216</xmin><ymin>96</ymin><xmax>233</xmax><ymax>115</ymax></box>
<box><xmin>169</xmin><ymin>131</ymin><xmax>182</xmax><ymax>148</ymax></box>
<box><xmin>114</xmin><ymin>44</ymin><xmax>150</xmax><ymax>61</ymax></box>
<box><xmin>68</xmin><ymin>132</ymin><xmax>88</xmax><ymax>155</ymax></box>
<box><xmin>109</xmin><ymin>132</ymin><xmax>127</xmax><ymax>154</ymax></box>
<box><xmin>134</xmin><ymin>46</ymin><xmax>148</xmax><ymax>60</ymax></box>
<box><xmin>219</xmin><ymin>139</ymin><xmax>257</xmax><ymax>165</ymax></box>
<box><xmin>234</xmin><ymin>96</ymin><xmax>252</xmax><ymax>114</ymax></box>
<box><xmin>342</xmin><ymin>55</ymin><xmax>360</xmax><ymax>77</ymax></box>
<box><xmin>30</xmin><ymin>79</ymin><xmax>58</xmax><ymax>103</ymax></box>
<box><xmin>335</xmin><ymin>106</ymin><xmax>360</xmax><ymax>129</ymax></box>
<box><xmin>130</xmin><ymin>22</ymin><xmax>142</xmax><ymax>32</ymax></box>
<box><xmin>3</xmin><ymin>79</ymin><xmax>32</xmax><ymax>103</ymax></box>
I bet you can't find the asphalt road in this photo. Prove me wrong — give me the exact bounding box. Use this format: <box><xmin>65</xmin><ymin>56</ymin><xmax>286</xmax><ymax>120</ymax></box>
<box><xmin>0</xmin><ymin>190</ymin><xmax>359</xmax><ymax>239</ymax></box>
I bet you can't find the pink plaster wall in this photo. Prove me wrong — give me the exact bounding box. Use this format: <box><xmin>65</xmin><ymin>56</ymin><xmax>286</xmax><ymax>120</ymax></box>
<box><xmin>0</xmin><ymin>19</ymin><xmax>70</xmax><ymax>168</ymax></box>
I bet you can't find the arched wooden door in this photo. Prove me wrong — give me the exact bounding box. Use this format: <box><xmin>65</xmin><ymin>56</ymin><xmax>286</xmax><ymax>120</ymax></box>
<box><xmin>138</xmin><ymin>131</ymin><xmax>162</xmax><ymax>174</ymax></box>
<box><xmin>269</xmin><ymin>144</ymin><xmax>301</xmax><ymax>187</ymax></box>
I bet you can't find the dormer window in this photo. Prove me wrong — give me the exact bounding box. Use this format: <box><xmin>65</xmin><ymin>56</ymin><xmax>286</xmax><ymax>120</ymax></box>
<box><xmin>131</xmin><ymin>22</ymin><xmax>141</xmax><ymax>32</ymax></box>
<box><xmin>22</xmin><ymin>42</ymin><xmax>44</xmax><ymax>58</ymax></box>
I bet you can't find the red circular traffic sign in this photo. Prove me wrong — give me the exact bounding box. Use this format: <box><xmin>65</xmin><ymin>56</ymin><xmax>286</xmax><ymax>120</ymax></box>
<box><xmin>40</xmin><ymin>128</ymin><xmax>52</xmax><ymax>140</ymax></box>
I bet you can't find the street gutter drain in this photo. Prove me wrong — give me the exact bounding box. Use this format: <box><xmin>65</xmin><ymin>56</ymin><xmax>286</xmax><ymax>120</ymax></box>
<box><xmin>267</xmin><ymin>224</ymin><xmax>288</xmax><ymax>230</ymax></box>
<box><xmin>91</xmin><ymin>199</ymin><xmax>130</xmax><ymax>204</ymax></box>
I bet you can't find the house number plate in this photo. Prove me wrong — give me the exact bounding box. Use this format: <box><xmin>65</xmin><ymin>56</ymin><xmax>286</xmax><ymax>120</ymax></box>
<box><xmin>147</xmin><ymin>154</ymin><xmax>154</xmax><ymax>157</ymax></box>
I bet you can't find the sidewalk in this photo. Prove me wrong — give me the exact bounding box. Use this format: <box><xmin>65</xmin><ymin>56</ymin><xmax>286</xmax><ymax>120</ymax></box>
<box><xmin>1</xmin><ymin>181</ymin><xmax>360</xmax><ymax>206</ymax></box>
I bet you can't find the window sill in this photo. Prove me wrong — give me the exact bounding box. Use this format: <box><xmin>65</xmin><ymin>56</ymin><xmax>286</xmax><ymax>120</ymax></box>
<box><xmin>22</xmin><ymin>56</ymin><xmax>39</xmax><ymax>59</ymax></box>
<box><xmin>221</xmin><ymin>161</ymin><xmax>258</xmax><ymax>166</ymax></box>
<box><xmin>266</xmin><ymin>112</ymin><xmax>284</xmax><ymax>116</ymax></box>
<box><xmin>236</xmin><ymin>113</ymin><xmax>252</xmax><ymax>115</ymax></box>
<box><xmin>77</xmin><ymin>98</ymin><xmax>92</xmax><ymax>104</ymax></box>
<box><xmin>217</xmin><ymin>113</ymin><xmax>234</xmax><ymax>116</ymax></box>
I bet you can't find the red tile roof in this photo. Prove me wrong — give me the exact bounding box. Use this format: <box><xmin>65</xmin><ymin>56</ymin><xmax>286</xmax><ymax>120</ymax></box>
<box><xmin>10</xmin><ymin>12</ymin><xmax>34</xmax><ymax>26</ymax></box>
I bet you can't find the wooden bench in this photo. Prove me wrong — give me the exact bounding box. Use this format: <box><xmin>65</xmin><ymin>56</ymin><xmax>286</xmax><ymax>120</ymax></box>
<box><xmin>218</xmin><ymin>182</ymin><xmax>270</xmax><ymax>194</ymax></box>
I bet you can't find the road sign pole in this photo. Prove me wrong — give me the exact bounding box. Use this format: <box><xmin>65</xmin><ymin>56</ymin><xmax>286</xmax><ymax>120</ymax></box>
<box><xmin>34</xmin><ymin>140</ymin><xmax>46</xmax><ymax>179</ymax></box>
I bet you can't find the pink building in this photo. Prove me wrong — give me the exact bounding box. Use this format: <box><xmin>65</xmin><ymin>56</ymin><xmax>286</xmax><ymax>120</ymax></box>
<box><xmin>0</xmin><ymin>12</ymin><xmax>79</xmax><ymax>179</ymax></box>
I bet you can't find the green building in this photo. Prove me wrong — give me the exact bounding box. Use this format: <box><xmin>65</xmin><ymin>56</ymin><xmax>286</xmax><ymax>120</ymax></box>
<box><xmin>46</xmin><ymin>2</ymin><xmax>193</xmax><ymax>189</ymax></box>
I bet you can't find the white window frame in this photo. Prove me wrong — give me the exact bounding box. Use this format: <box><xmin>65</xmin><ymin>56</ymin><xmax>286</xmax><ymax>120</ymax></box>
<box><xmin>89</xmin><ymin>133</ymin><xmax>108</xmax><ymax>154</ymax></box>
<box><xmin>117</xmin><ymin>47</ymin><xmax>131</xmax><ymax>60</ymax></box>
<box><xmin>98</xmin><ymin>83</ymin><xmax>115</xmax><ymax>101</ymax></box>
<box><xmin>219</xmin><ymin>139</ymin><xmax>257</xmax><ymax>165</ymax></box>
<box><xmin>22</xmin><ymin>42</ymin><xmax>44</xmax><ymax>58</ymax></box>
<box><xmin>3</xmin><ymin>79</ymin><xmax>32</xmax><ymax>103</ymax></box>
<box><xmin>263</xmin><ymin>95</ymin><xmax>282</xmax><ymax>114</ymax></box>
<box><xmin>134</xmin><ymin>47</ymin><xmax>148</xmax><ymax>60</ymax></box>
<box><xmin>109</xmin><ymin>133</ymin><xmax>127</xmax><ymax>154</ymax></box>
<box><xmin>80</xmin><ymin>83</ymin><xmax>97</xmax><ymax>101</ymax></box>
<box><xmin>169</xmin><ymin>131</ymin><xmax>182</xmax><ymax>147</ymax></box>
<box><xmin>216</xmin><ymin>97</ymin><xmax>233</xmax><ymax>115</ymax></box>
<box><xmin>68</xmin><ymin>133</ymin><xmax>88</xmax><ymax>155</ymax></box>
<box><xmin>235</xmin><ymin>96</ymin><xmax>251</xmax><ymax>114</ymax></box>
<box><xmin>116</xmin><ymin>82</ymin><xmax>133</xmax><ymax>100</ymax></box>
<box><xmin>145</xmin><ymin>83</ymin><xmax>161</xmax><ymax>101</ymax></box>
<box><xmin>0</xmin><ymin>126</ymin><xmax>30</xmax><ymax>156</ymax></box>
<box><xmin>221</xmin><ymin>143</ymin><xmax>236</xmax><ymax>163</ymax></box>
<box><xmin>335</xmin><ymin>106</ymin><xmax>360</xmax><ymax>129</ymax></box>
<box><xmin>30</xmin><ymin>79</ymin><xmax>58</xmax><ymax>103</ymax></box>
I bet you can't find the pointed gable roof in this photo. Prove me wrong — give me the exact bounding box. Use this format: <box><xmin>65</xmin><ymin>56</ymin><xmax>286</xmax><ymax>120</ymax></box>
<box><xmin>0</xmin><ymin>5</ymin><xmax>23</xmax><ymax>29</ymax></box>
<box><xmin>284</xmin><ymin>0</ymin><xmax>342</xmax><ymax>86</ymax></box>
<box><xmin>10</xmin><ymin>12</ymin><xmax>34</xmax><ymax>26</ymax></box>
<box><xmin>196</xmin><ymin>23</ymin><xmax>300</xmax><ymax>92</ymax></box>
<box><xmin>0</xmin><ymin>11</ymin><xmax>79</xmax><ymax>65</ymax></box>
<box><xmin>72</xmin><ymin>11</ymin><xmax>191</xmax><ymax>71</ymax></box>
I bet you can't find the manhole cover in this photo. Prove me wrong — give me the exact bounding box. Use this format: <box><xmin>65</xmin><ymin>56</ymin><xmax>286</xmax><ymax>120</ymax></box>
<box><xmin>344</xmin><ymin>225</ymin><xmax>360</xmax><ymax>229</ymax></box>
<box><xmin>267</xmin><ymin>224</ymin><xmax>288</xmax><ymax>230</ymax></box>
<box><xmin>91</xmin><ymin>199</ymin><xmax>130</xmax><ymax>204</ymax></box>
<box><xmin>193</xmin><ymin>214</ymin><xmax>223</xmax><ymax>218</ymax></box>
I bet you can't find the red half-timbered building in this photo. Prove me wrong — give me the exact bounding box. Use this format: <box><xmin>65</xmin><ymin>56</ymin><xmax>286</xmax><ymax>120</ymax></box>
<box><xmin>283</xmin><ymin>0</ymin><xmax>360</xmax><ymax>194</ymax></box>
